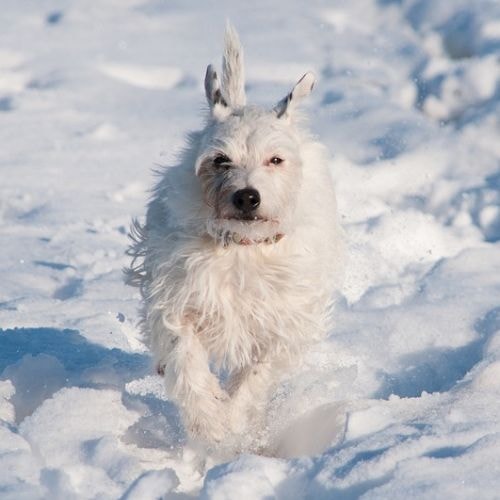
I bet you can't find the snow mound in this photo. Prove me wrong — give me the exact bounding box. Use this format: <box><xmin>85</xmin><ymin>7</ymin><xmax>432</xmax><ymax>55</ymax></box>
<box><xmin>99</xmin><ymin>63</ymin><xmax>184</xmax><ymax>90</ymax></box>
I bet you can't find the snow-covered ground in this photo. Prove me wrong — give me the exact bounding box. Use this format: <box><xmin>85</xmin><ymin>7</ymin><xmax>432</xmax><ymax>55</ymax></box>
<box><xmin>1</xmin><ymin>0</ymin><xmax>500</xmax><ymax>498</ymax></box>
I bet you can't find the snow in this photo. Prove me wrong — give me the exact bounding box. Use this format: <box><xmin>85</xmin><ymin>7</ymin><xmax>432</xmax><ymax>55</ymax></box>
<box><xmin>1</xmin><ymin>0</ymin><xmax>499</xmax><ymax>498</ymax></box>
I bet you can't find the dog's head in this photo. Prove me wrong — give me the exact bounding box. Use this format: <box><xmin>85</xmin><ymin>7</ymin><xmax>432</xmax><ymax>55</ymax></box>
<box><xmin>195</xmin><ymin>24</ymin><xmax>315</xmax><ymax>246</ymax></box>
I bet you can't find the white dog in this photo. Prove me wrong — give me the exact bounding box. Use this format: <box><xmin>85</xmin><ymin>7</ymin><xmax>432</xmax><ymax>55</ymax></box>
<box><xmin>126</xmin><ymin>24</ymin><xmax>344</xmax><ymax>452</ymax></box>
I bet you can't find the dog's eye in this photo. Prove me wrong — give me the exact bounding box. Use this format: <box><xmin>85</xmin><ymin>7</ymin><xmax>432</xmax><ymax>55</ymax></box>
<box><xmin>270</xmin><ymin>156</ymin><xmax>284</xmax><ymax>165</ymax></box>
<box><xmin>213</xmin><ymin>154</ymin><xmax>232</xmax><ymax>168</ymax></box>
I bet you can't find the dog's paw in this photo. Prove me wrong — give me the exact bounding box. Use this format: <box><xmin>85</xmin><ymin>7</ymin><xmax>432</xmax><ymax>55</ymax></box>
<box><xmin>212</xmin><ymin>385</ymin><xmax>230</xmax><ymax>403</ymax></box>
<box><xmin>185</xmin><ymin>408</ymin><xmax>229</xmax><ymax>444</ymax></box>
<box><xmin>183</xmin><ymin>387</ymin><xmax>231</xmax><ymax>444</ymax></box>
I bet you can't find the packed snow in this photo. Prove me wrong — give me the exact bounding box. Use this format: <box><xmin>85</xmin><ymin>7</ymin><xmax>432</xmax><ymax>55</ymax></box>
<box><xmin>1</xmin><ymin>0</ymin><xmax>499</xmax><ymax>498</ymax></box>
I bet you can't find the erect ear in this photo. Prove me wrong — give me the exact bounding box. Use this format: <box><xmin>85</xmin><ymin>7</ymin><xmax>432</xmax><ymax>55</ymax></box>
<box><xmin>222</xmin><ymin>22</ymin><xmax>246</xmax><ymax>108</ymax></box>
<box><xmin>274</xmin><ymin>72</ymin><xmax>316</xmax><ymax>119</ymax></box>
<box><xmin>204</xmin><ymin>64</ymin><xmax>230</xmax><ymax>120</ymax></box>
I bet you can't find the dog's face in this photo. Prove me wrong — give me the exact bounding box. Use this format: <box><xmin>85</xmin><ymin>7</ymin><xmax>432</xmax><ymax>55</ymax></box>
<box><xmin>196</xmin><ymin>27</ymin><xmax>315</xmax><ymax>245</ymax></box>
<box><xmin>196</xmin><ymin>107</ymin><xmax>304</xmax><ymax>245</ymax></box>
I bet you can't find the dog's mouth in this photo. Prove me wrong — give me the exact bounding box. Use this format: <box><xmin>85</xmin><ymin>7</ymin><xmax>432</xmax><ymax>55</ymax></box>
<box><xmin>208</xmin><ymin>215</ymin><xmax>283</xmax><ymax>246</ymax></box>
<box><xmin>225</xmin><ymin>215</ymin><xmax>269</xmax><ymax>222</ymax></box>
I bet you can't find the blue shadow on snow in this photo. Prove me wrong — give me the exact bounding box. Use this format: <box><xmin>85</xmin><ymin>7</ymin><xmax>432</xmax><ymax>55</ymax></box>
<box><xmin>375</xmin><ymin>306</ymin><xmax>500</xmax><ymax>399</ymax></box>
<box><xmin>0</xmin><ymin>327</ymin><xmax>148</xmax><ymax>377</ymax></box>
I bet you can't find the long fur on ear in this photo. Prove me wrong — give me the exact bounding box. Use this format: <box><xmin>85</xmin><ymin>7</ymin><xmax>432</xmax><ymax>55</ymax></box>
<box><xmin>204</xmin><ymin>64</ymin><xmax>231</xmax><ymax>120</ymax></box>
<box><xmin>205</xmin><ymin>64</ymin><xmax>227</xmax><ymax>108</ymax></box>
<box><xmin>274</xmin><ymin>72</ymin><xmax>316</xmax><ymax>119</ymax></box>
<box><xmin>222</xmin><ymin>22</ymin><xmax>246</xmax><ymax>108</ymax></box>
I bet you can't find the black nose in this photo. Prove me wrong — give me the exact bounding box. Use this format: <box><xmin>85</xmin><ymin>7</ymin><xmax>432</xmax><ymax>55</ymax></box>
<box><xmin>232</xmin><ymin>188</ymin><xmax>261</xmax><ymax>212</ymax></box>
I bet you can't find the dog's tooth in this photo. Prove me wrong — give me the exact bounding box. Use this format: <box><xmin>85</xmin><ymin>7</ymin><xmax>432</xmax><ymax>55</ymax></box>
<box><xmin>232</xmin><ymin>232</ymin><xmax>242</xmax><ymax>244</ymax></box>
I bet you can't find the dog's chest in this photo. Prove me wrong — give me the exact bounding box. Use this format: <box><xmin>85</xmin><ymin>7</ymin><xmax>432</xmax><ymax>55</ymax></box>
<box><xmin>184</xmin><ymin>245</ymin><xmax>319</xmax><ymax>369</ymax></box>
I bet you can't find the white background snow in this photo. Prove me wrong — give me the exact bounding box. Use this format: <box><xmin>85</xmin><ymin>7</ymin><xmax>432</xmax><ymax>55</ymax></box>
<box><xmin>1</xmin><ymin>0</ymin><xmax>500</xmax><ymax>498</ymax></box>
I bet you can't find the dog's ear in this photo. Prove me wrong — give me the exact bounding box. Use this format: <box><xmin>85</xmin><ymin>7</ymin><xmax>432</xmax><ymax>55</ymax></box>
<box><xmin>222</xmin><ymin>22</ymin><xmax>246</xmax><ymax>109</ymax></box>
<box><xmin>205</xmin><ymin>64</ymin><xmax>230</xmax><ymax>120</ymax></box>
<box><xmin>204</xmin><ymin>23</ymin><xmax>246</xmax><ymax>120</ymax></box>
<box><xmin>274</xmin><ymin>72</ymin><xmax>315</xmax><ymax>119</ymax></box>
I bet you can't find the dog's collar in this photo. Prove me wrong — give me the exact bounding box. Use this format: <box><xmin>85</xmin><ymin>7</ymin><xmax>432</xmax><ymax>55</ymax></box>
<box><xmin>220</xmin><ymin>232</ymin><xmax>285</xmax><ymax>247</ymax></box>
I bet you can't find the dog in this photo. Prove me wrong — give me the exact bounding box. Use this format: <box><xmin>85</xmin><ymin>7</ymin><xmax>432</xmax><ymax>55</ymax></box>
<box><xmin>125</xmin><ymin>24</ymin><xmax>344</xmax><ymax>452</ymax></box>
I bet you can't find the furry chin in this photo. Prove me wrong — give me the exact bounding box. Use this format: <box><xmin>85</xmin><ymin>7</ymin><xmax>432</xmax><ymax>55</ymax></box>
<box><xmin>207</xmin><ymin>217</ymin><xmax>284</xmax><ymax>244</ymax></box>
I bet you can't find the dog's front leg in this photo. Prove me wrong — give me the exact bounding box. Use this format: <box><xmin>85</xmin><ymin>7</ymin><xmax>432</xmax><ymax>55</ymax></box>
<box><xmin>160</xmin><ymin>329</ymin><xmax>229</xmax><ymax>444</ymax></box>
<box><xmin>227</xmin><ymin>359</ymin><xmax>277</xmax><ymax>436</ymax></box>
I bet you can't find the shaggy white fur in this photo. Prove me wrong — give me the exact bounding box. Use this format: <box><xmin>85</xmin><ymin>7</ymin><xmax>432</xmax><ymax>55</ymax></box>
<box><xmin>126</xmin><ymin>23</ymin><xmax>344</xmax><ymax>452</ymax></box>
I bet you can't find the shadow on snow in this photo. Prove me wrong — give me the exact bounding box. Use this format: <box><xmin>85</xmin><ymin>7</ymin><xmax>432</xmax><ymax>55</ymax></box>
<box><xmin>0</xmin><ymin>327</ymin><xmax>148</xmax><ymax>421</ymax></box>
<box><xmin>375</xmin><ymin>306</ymin><xmax>500</xmax><ymax>399</ymax></box>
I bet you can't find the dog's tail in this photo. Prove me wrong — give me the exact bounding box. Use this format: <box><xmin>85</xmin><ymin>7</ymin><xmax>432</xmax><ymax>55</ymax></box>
<box><xmin>222</xmin><ymin>21</ymin><xmax>246</xmax><ymax>108</ymax></box>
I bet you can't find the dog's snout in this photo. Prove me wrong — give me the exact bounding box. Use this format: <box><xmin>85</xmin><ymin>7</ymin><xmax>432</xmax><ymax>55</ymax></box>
<box><xmin>232</xmin><ymin>188</ymin><xmax>261</xmax><ymax>212</ymax></box>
